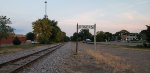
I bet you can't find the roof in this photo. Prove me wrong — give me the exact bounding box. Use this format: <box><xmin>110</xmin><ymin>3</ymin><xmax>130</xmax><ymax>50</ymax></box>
<box><xmin>15</xmin><ymin>34</ymin><xmax>25</xmax><ymax>37</ymax></box>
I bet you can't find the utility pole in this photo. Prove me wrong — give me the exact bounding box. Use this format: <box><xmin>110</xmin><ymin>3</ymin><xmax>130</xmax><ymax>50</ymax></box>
<box><xmin>44</xmin><ymin>1</ymin><xmax>48</xmax><ymax>18</ymax></box>
<box><xmin>76</xmin><ymin>23</ymin><xmax>79</xmax><ymax>55</ymax></box>
<box><xmin>94</xmin><ymin>24</ymin><xmax>96</xmax><ymax>50</ymax></box>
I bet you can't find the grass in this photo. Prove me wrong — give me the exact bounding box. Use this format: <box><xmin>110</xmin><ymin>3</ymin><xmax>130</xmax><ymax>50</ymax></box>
<box><xmin>62</xmin><ymin>48</ymin><xmax>136</xmax><ymax>73</ymax></box>
<box><xmin>85</xmin><ymin>48</ymin><xmax>136</xmax><ymax>73</ymax></box>
<box><xmin>102</xmin><ymin>43</ymin><xmax>150</xmax><ymax>51</ymax></box>
<box><xmin>0</xmin><ymin>44</ymin><xmax>42</xmax><ymax>55</ymax></box>
<box><xmin>1</xmin><ymin>44</ymin><xmax>41</xmax><ymax>49</ymax></box>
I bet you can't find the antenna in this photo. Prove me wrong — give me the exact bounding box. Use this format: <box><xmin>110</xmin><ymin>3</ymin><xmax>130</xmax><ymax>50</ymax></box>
<box><xmin>44</xmin><ymin>1</ymin><xmax>48</xmax><ymax>18</ymax></box>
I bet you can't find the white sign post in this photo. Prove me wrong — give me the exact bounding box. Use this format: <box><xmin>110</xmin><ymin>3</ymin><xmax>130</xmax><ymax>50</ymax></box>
<box><xmin>77</xmin><ymin>24</ymin><xmax>97</xmax><ymax>50</ymax></box>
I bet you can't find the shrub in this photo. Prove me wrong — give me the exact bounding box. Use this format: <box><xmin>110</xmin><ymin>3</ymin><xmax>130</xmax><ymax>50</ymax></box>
<box><xmin>13</xmin><ymin>37</ymin><xmax>21</xmax><ymax>45</ymax></box>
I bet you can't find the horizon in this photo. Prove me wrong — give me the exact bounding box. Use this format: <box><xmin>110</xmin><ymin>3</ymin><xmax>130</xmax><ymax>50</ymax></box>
<box><xmin>1</xmin><ymin>0</ymin><xmax>150</xmax><ymax>36</ymax></box>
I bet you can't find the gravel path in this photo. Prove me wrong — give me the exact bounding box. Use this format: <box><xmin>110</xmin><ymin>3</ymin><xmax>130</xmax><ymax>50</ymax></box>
<box><xmin>21</xmin><ymin>42</ymin><xmax>74</xmax><ymax>73</ymax></box>
<box><xmin>81</xmin><ymin>43</ymin><xmax>150</xmax><ymax>73</ymax></box>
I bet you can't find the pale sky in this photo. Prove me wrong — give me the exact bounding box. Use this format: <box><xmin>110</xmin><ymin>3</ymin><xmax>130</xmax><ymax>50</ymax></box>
<box><xmin>0</xmin><ymin>0</ymin><xmax>150</xmax><ymax>36</ymax></box>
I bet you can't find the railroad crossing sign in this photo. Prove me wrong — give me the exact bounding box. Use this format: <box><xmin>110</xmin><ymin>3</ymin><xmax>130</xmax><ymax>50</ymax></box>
<box><xmin>76</xmin><ymin>23</ymin><xmax>96</xmax><ymax>55</ymax></box>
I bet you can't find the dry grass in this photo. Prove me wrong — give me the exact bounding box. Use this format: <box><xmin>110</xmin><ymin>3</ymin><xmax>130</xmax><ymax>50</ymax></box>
<box><xmin>0</xmin><ymin>44</ymin><xmax>42</xmax><ymax>55</ymax></box>
<box><xmin>0</xmin><ymin>48</ymin><xmax>23</xmax><ymax>54</ymax></box>
<box><xmin>61</xmin><ymin>49</ymin><xmax>136</xmax><ymax>73</ymax></box>
<box><xmin>85</xmin><ymin>48</ymin><xmax>136</xmax><ymax>73</ymax></box>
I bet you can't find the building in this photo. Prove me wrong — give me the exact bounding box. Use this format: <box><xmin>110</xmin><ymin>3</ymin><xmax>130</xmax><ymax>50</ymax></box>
<box><xmin>0</xmin><ymin>33</ymin><xmax>26</xmax><ymax>45</ymax></box>
<box><xmin>121</xmin><ymin>33</ymin><xmax>138</xmax><ymax>42</ymax></box>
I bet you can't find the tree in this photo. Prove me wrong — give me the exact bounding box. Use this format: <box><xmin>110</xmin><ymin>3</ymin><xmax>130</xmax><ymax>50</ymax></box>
<box><xmin>141</xmin><ymin>25</ymin><xmax>150</xmax><ymax>43</ymax></box>
<box><xmin>145</xmin><ymin>25</ymin><xmax>150</xmax><ymax>43</ymax></box>
<box><xmin>0</xmin><ymin>16</ymin><xmax>14</xmax><ymax>40</ymax></box>
<box><xmin>78</xmin><ymin>29</ymin><xmax>92</xmax><ymax>41</ymax></box>
<box><xmin>0</xmin><ymin>16</ymin><xmax>14</xmax><ymax>46</ymax></box>
<box><xmin>140</xmin><ymin>30</ymin><xmax>147</xmax><ymax>41</ymax></box>
<box><xmin>115</xmin><ymin>30</ymin><xmax>130</xmax><ymax>40</ymax></box>
<box><xmin>32</xmin><ymin>18</ymin><xmax>52</xmax><ymax>44</ymax></box>
<box><xmin>71</xmin><ymin>29</ymin><xmax>92</xmax><ymax>41</ymax></box>
<box><xmin>96</xmin><ymin>31</ymin><xmax>106</xmax><ymax>42</ymax></box>
<box><xmin>54</xmin><ymin>31</ymin><xmax>66</xmax><ymax>42</ymax></box>
<box><xmin>71</xmin><ymin>32</ymin><xmax>78</xmax><ymax>41</ymax></box>
<box><xmin>49</xmin><ymin>20</ymin><xmax>61</xmax><ymax>42</ymax></box>
<box><xmin>105</xmin><ymin>32</ymin><xmax>112</xmax><ymax>41</ymax></box>
<box><xmin>139</xmin><ymin>25</ymin><xmax>150</xmax><ymax>47</ymax></box>
<box><xmin>26</xmin><ymin>32</ymin><xmax>35</xmax><ymax>41</ymax></box>
<box><xmin>32</xmin><ymin>17</ymin><xmax>65</xmax><ymax>43</ymax></box>
<box><xmin>64</xmin><ymin>36</ymin><xmax>70</xmax><ymax>42</ymax></box>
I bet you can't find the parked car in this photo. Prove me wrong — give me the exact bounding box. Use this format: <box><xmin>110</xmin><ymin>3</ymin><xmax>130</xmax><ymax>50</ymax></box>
<box><xmin>85</xmin><ymin>39</ymin><xmax>91</xmax><ymax>43</ymax></box>
<box><xmin>31</xmin><ymin>41</ymin><xmax>39</xmax><ymax>44</ymax></box>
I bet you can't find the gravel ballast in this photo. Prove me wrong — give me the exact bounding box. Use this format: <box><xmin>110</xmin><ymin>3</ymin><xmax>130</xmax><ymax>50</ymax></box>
<box><xmin>21</xmin><ymin>42</ymin><xmax>75</xmax><ymax>73</ymax></box>
<box><xmin>0</xmin><ymin>44</ymin><xmax>56</xmax><ymax>65</ymax></box>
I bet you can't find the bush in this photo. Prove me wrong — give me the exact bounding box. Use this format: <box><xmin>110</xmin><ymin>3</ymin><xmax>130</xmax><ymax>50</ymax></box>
<box><xmin>143</xmin><ymin>42</ymin><xmax>147</xmax><ymax>47</ymax></box>
<box><xmin>13</xmin><ymin>37</ymin><xmax>21</xmax><ymax>45</ymax></box>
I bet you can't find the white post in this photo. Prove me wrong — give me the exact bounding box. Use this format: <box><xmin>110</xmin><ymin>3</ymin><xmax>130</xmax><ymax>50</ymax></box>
<box><xmin>94</xmin><ymin>24</ymin><xmax>96</xmax><ymax>50</ymax></box>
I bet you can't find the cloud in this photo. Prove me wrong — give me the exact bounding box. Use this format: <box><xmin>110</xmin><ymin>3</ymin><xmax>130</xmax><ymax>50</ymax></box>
<box><xmin>60</xmin><ymin>10</ymin><xmax>104</xmax><ymax>24</ymax></box>
<box><xmin>59</xmin><ymin>9</ymin><xmax>150</xmax><ymax>36</ymax></box>
<box><xmin>10</xmin><ymin>19</ymin><xmax>32</xmax><ymax>34</ymax></box>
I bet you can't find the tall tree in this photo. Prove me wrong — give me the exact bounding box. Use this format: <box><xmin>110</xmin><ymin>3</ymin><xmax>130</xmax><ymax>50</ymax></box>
<box><xmin>32</xmin><ymin>18</ymin><xmax>52</xmax><ymax>44</ymax></box>
<box><xmin>0</xmin><ymin>16</ymin><xmax>14</xmax><ymax>46</ymax></box>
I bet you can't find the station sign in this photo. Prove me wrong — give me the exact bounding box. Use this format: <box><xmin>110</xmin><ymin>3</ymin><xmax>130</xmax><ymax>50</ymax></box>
<box><xmin>78</xmin><ymin>25</ymin><xmax>94</xmax><ymax>29</ymax></box>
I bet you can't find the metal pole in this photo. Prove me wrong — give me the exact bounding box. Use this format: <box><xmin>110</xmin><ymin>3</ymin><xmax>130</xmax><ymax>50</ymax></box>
<box><xmin>76</xmin><ymin>23</ymin><xmax>79</xmax><ymax>54</ymax></box>
<box><xmin>94</xmin><ymin>24</ymin><xmax>96</xmax><ymax>50</ymax></box>
<box><xmin>44</xmin><ymin>1</ymin><xmax>47</xmax><ymax>18</ymax></box>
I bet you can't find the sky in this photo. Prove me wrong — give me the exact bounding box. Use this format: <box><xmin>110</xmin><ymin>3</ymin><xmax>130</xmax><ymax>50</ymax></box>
<box><xmin>0</xmin><ymin>0</ymin><xmax>150</xmax><ymax>36</ymax></box>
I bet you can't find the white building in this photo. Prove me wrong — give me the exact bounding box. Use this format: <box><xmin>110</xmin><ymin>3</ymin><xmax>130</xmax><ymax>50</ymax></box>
<box><xmin>121</xmin><ymin>33</ymin><xmax>138</xmax><ymax>41</ymax></box>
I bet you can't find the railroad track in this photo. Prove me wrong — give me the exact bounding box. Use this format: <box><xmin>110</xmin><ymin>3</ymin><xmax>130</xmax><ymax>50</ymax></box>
<box><xmin>0</xmin><ymin>43</ymin><xmax>64</xmax><ymax>73</ymax></box>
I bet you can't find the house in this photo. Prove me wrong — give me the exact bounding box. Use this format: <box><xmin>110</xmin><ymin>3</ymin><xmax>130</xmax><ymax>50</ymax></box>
<box><xmin>121</xmin><ymin>33</ymin><xmax>138</xmax><ymax>42</ymax></box>
<box><xmin>0</xmin><ymin>33</ymin><xmax>26</xmax><ymax>45</ymax></box>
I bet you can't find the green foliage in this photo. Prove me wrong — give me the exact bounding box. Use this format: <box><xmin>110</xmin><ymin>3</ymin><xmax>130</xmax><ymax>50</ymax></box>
<box><xmin>13</xmin><ymin>37</ymin><xmax>21</xmax><ymax>45</ymax></box>
<box><xmin>64</xmin><ymin>36</ymin><xmax>70</xmax><ymax>42</ymax></box>
<box><xmin>79</xmin><ymin>29</ymin><xmax>92</xmax><ymax>41</ymax></box>
<box><xmin>32</xmin><ymin>18</ymin><xmax>52</xmax><ymax>44</ymax></box>
<box><xmin>49</xmin><ymin>20</ymin><xmax>61</xmax><ymax>42</ymax></box>
<box><xmin>71</xmin><ymin>29</ymin><xmax>92</xmax><ymax>41</ymax></box>
<box><xmin>105</xmin><ymin>32</ymin><xmax>112</xmax><ymax>41</ymax></box>
<box><xmin>96</xmin><ymin>31</ymin><xmax>112</xmax><ymax>42</ymax></box>
<box><xmin>140</xmin><ymin>25</ymin><xmax>150</xmax><ymax>43</ymax></box>
<box><xmin>0</xmin><ymin>16</ymin><xmax>14</xmax><ymax>40</ymax></box>
<box><xmin>32</xmin><ymin>18</ymin><xmax>66</xmax><ymax>44</ymax></box>
<box><xmin>145</xmin><ymin>25</ymin><xmax>150</xmax><ymax>43</ymax></box>
<box><xmin>96</xmin><ymin>31</ymin><xmax>106</xmax><ymax>42</ymax></box>
<box><xmin>70</xmin><ymin>33</ymin><xmax>78</xmax><ymax>41</ymax></box>
<box><xmin>26</xmin><ymin>32</ymin><xmax>35</xmax><ymax>41</ymax></box>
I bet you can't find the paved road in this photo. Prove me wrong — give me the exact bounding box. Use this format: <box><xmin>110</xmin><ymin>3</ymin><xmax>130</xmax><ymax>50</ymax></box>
<box><xmin>80</xmin><ymin>43</ymin><xmax>150</xmax><ymax>73</ymax></box>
